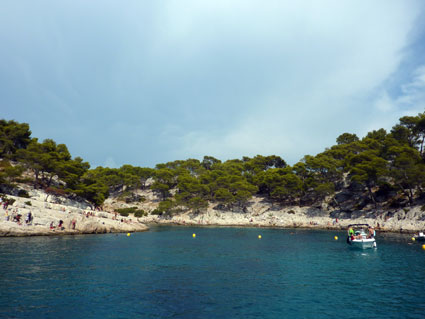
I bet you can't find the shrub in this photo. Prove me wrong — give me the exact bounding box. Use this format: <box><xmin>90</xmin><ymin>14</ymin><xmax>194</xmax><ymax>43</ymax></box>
<box><xmin>287</xmin><ymin>209</ymin><xmax>295</xmax><ymax>214</ymax></box>
<box><xmin>25</xmin><ymin>201</ymin><xmax>32</xmax><ymax>206</ymax></box>
<box><xmin>116</xmin><ymin>208</ymin><xmax>132</xmax><ymax>217</ymax></box>
<box><xmin>125</xmin><ymin>194</ymin><xmax>146</xmax><ymax>204</ymax></box>
<box><xmin>116</xmin><ymin>207</ymin><xmax>147</xmax><ymax>217</ymax></box>
<box><xmin>158</xmin><ymin>200</ymin><xmax>173</xmax><ymax>212</ymax></box>
<box><xmin>118</xmin><ymin>210</ymin><xmax>129</xmax><ymax>217</ymax></box>
<box><xmin>151</xmin><ymin>209</ymin><xmax>162</xmax><ymax>215</ymax></box>
<box><xmin>421</xmin><ymin>205</ymin><xmax>425</xmax><ymax>212</ymax></box>
<box><xmin>17</xmin><ymin>189</ymin><xmax>30</xmax><ymax>198</ymax></box>
<box><xmin>134</xmin><ymin>209</ymin><xmax>146</xmax><ymax>217</ymax></box>
<box><xmin>1</xmin><ymin>195</ymin><xmax>15</xmax><ymax>206</ymax></box>
<box><xmin>117</xmin><ymin>191</ymin><xmax>132</xmax><ymax>201</ymax></box>
<box><xmin>45</xmin><ymin>187</ymin><xmax>67</xmax><ymax>197</ymax></box>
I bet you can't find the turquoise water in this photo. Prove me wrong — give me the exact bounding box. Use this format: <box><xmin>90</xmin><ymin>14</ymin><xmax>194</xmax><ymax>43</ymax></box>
<box><xmin>1</xmin><ymin>226</ymin><xmax>424</xmax><ymax>319</ymax></box>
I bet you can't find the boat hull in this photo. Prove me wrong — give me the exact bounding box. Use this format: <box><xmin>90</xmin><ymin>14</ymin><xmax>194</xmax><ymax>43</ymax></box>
<box><xmin>348</xmin><ymin>238</ymin><xmax>376</xmax><ymax>249</ymax></box>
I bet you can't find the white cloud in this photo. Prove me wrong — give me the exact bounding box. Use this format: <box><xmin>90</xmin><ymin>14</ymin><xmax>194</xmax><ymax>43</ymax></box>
<box><xmin>398</xmin><ymin>65</ymin><xmax>425</xmax><ymax>108</ymax></box>
<box><xmin>361</xmin><ymin>65</ymin><xmax>425</xmax><ymax>136</ymax></box>
<box><xmin>148</xmin><ymin>1</ymin><xmax>423</xmax><ymax>164</ymax></box>
<box><xmin>374</xmin><ymin>92</ymin><xmax>397</xmax><ymax>113</ymax></box>
<box><xmin>176</xmin><ymin>117</ymin><xmax>295</xmax><ymax>161</ymax></box>
<box><xmin>1</xmin><ymin>1</ymin><xmax>424</xmax><ymax>167</ymax></box>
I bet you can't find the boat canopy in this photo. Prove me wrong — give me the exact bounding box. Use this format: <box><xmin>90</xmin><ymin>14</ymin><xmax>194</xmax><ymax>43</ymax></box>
<box><xmin>348</xmin><ymin>224</ymin><xmax>370</xmax><ymax>228</ymax></box>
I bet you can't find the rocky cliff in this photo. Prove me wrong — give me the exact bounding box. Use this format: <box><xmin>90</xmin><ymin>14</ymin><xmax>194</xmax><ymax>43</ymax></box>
<box><xmin>0</xmin><ymin>185</ymin><xmax>148</xmax><ymax>237</ymax></box>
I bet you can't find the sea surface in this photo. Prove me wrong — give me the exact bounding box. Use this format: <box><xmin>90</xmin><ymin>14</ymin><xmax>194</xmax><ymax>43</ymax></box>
<box><xmin>0</xmin><ymin>226</ymin><xmax>424</xmax><ymax>319</ymax></box>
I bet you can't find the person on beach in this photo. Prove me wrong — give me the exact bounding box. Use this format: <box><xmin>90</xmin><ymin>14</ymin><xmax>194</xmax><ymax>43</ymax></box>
<box><xmin>50</xmin><ymin>221</ymin><xmax>55</xmax><ymax>229</ymax></box>
<box><xmin>15</xmin><ymin>214</ymin><xmax>22</xmax><ymax>225</ymax></box>
<box><xmin>25</xmin><ymin>212</ymin><xmax>32</xmax><ymax>225</ymax></box>
<box><xmin>71</xmin><ymin>219</ymin><xmax>76</xmax><ymax>230</ymax></box>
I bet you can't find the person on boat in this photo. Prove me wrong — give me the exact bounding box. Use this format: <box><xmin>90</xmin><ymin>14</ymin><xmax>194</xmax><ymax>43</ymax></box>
<box><xmin>368</xmin><ymin>226</ymin><xmax>375</xmax><ymax>238</ymax></box>
<box><xmin>348</xmin><ymin>226</ymin><xmax>355</xmax><ymax>238</ymax></box>
<box><xmin>354</xmin><ymin>231</ymin><xmax>363</xmax><ymax>239</ymax></box>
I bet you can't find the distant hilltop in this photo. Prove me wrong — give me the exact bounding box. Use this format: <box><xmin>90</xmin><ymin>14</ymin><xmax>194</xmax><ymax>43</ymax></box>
<box><xmin>1</xmin><ymin>113</ymin><xmax>425</xmax><ymax>234</ymax></box>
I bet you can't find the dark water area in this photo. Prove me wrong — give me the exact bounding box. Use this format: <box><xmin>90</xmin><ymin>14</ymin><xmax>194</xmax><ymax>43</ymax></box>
<box><xmin>1</xmin><ymin>226</ymin><xmax>424</xmax><ymax>319</ymax></box>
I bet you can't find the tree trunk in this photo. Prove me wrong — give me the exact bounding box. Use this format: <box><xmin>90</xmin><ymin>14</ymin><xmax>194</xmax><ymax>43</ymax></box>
<box><xmin>47</xmin><ymin>174</ymin><xmax>54</xmax><ymax>187</ymax></box>
<box><xmin>33</xmin><ymin>170</ymin><xmax>40</xmax><ymax>189</ymax></box>
<box><xmin>367</xmin><ymin>185</ymin><xmax>377</xmax><ymax>209</ymax></box>
<box><xmin>408</xmin><ymin>188</ymin><xmax>414</xmax><ymax>205</ymax></box>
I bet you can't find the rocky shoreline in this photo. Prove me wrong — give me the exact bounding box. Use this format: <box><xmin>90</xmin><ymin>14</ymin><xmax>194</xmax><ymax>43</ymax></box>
<box><xmin>0</xmin><ymin>190</ymin><xmax>148</xmax><ymax>237</ymax></box>
<box><xmin>2</xmin><ymin>187</ymin><xmax>425</xmax><ymax>237</ymax></box>
<box><xmin>139</xmin><ymin>207</ymin><xmax>424</xmax><ymax>234</ymax></box>
<box><xmin>135</xmin><ymin>195</ymin><xmax>425</xmax><ymax>234</ymax></box>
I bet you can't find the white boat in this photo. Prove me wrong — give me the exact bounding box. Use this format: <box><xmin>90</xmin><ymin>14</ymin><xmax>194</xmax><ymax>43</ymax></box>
<box><xmin>347</xmin><ymin>224</ymin><xmax>377</xmax><ymax>249</ymax></box>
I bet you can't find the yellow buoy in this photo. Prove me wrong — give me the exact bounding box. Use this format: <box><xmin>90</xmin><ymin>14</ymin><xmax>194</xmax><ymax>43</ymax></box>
<box><xmin>258</xmin><ymin>235</ymin><xmax>262</xmax><ymax>239</ymax></box>
<box><xmin>422</xmin><ymin>244</ymin><xmax>425</xmax><ymax>250</ymax></box>
<box><xmin>193</xmin><ymin>233</ymin><xmax>196</xmax><ymax>238</ymax></box>
<box><xmin>127</xmin><ymin>233</ymin><xmax>131</xmax><ymax>237</ymax></box>
<box><xmin>334</xmin><ymin>236</ymin><xmax>338</xmax><ymax>240</ymax></box>
<box><xmin>412</xmin><ymin>237</ymin><xmax>415</xmax><ymax>241</ymax></box>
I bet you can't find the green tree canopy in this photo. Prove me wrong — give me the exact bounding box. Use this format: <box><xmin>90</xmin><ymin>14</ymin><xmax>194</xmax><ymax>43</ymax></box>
<box><xmin>0</xmin><ymin>120</ymin><xmax>32</xmax><ymax>157</ymax></box>
<box><xmin>336</xmin><ymin>133</ymin><xmax>359</xmax><ymax>145</ymax></box>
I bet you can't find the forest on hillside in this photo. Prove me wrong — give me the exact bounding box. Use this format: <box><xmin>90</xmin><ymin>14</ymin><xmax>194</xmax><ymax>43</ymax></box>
<box><xmin>1</xmin><ymin>113</ymin><xmax>425</xmax><ymax>215</ymax></box>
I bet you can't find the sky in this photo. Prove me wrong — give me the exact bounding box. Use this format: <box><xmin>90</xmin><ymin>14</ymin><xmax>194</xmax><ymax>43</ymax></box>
<box><xmin>1</xmin><ymin>1</ymin><xmax>425</xmax><ymax>168</ymax></box>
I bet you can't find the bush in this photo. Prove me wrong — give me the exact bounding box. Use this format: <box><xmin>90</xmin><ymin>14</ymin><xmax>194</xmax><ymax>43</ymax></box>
<box><xmin>421</xmin><ymin>205</ymin><xmax>425</xmax><ymax>212</ymax></box>
<box><xmin>25</xmin><ymin>201</ymin><xmax>32</xmax><ymax>206</ymax></box>
<box><xmin>116</xmin><ymin>207</ymin><xmax>146</xmax><ymax>217</ymax></box>
<box><xmin>18</xmin><ymin>189</ymin><xmax>30</xmax><ymax>198</ymax></box>
<box><xmin>0</xmin><ymin>195</ymin><xmax>15</xmax><ymax>206</ymax></box>
<box><xmin>123</xmin><ymin>194</ymin><xmax>147</xmax><ymax>203</ymax></box>
<box><xmin>134</xmin><ymin>209</ymin><xmax>146</xmax><ymax>217</ymax></box>
<box><xmin>45</xmin><ymin>187</ymin><xmax>67</xmax><ymax>197</ymax></box>
<box><xmin>151</xmin><ymin>209</ymin><xmax>162</xmax><ymax>215</ymax></box>
<box><xmin>116</xmin><ymin>208</ymin><xmax>131</xmax><ymax>217</ymax></box>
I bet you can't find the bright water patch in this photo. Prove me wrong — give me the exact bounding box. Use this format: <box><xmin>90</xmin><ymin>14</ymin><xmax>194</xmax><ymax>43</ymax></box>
<box><xmin>0</xmin><ymin>227</ymin><xmax>424</xmax><ymax>319</ymax></box>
